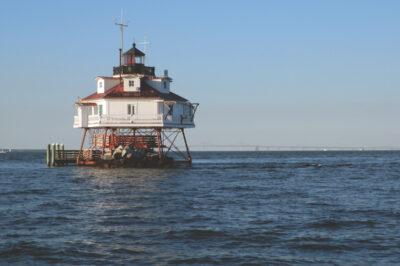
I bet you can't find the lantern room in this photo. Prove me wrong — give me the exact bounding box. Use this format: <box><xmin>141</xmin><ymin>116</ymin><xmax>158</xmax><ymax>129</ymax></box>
<box><xmin>123</xmin><ymin>43</ymin><xmax>145</xmax><ymax>65</ymax></box>
<box><xmin>113</xmin><ymin>42</ymin><xmax>155</xmax><ymax>77</ymax></box>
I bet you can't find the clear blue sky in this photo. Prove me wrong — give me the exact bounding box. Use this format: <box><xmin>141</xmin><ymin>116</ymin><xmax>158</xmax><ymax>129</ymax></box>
<box><xmin>1</xmin><ymin>0</ymin><xmax>400</xmax><ymax>149</ymax></box>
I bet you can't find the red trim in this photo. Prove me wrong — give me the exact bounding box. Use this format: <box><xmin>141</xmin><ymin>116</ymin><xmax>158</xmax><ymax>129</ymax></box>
<box><xmin>96</xmin><ymin>76</ymin><xmax>119</xmax><ymax>80</ymax></box>
<box><xmin>82</xmin><ymin>82</ymin><xmax>187</xmax><ymax>102</ymax></box>
<box><xmin>75</xmin><ymin>102</ymin><xmax>97</xmax><ymax>106</ymax></box>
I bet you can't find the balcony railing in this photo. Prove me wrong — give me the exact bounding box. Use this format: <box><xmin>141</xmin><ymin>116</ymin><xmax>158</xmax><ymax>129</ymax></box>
<box><xmin>88</xmin><ymin>114</ymin><xmax>163</xmax><ymax>125</ymax></box>
<box><xmin>113</xmin><ymin>64</ymin><xmax>155</xmax><ymax>76</ymax></box>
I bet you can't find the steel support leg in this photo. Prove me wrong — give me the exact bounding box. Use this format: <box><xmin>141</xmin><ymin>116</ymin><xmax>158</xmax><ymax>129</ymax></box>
<box><xmin>133</xmin><ymin>128</ymin><xmax>136</xmax><ymax>148</ymax></box>
<box><xmin>77</xmin><ymin>128</ymin><xmax>87</xmax><ymax>165</ymax></box>
<box><xmin>155</xmin><ymin>128</ymin><xmax>163</xmax><ymax>159</ymax></box>
<box><xmin>102</xmin><ymin>128</ymin><xmax>108</xmax><ymax>155</ymax></box>
<box><xmin>181</xmin><ymin>128</ymin><xmax>192</xmax><ymax>164</ymax></box>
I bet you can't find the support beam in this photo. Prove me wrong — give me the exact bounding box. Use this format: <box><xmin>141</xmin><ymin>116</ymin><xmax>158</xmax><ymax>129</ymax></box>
<box><xmin>77</xmin><ymin>128</ymin><xmax>87</xmax><ymax>165</ymax></box>
<box><xmin>164</xmin><ymin>130</ymin><xmax>179</xmax><ymax>157</ymax></box>
<box><xmin>102</xmin><ymin>128</ymin><xmax>108</xmax><ymax>155</ymax></box>
<box><xmin>181</xmin><ymin>128</ymin><xmax>192</xmax><ymax>164</ymax></box>
<box><xmin>155</xmin><ymin>128</ymin><xmax>163</xmax><ymax>159</ymax></box>
<box><xmin>132</xmin><ymin>128</ymin><xmax>136</xmax><ymax>148</ymax></box>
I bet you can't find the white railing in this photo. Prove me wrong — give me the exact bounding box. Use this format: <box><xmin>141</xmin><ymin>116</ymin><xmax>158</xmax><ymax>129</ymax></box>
<box><xmin>135</xmin><ymin>114</ymin><xmax>163</xmax><ymax>122</ymax></box>
<box><xmin>163</xmin><ymin>114</ymin><xmax>195</xmax><ymax>125</ymax></box>
<box><xmin>88</xmin><ymin>115</ymin><xmax>100</xmax><ymax>124</ymax></box>
<box><xmin>88</xmin><ymin>114</ymin><xmax>163</xmax><ymax>125</ymax></box>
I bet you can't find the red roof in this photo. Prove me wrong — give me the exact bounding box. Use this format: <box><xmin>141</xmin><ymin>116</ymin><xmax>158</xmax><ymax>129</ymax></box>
<box><xmin>82</xmin><ymin>81</ymin><xmax>188</xmax><ymax>102</ymax></box>
<box><xmin>95</xmin><ymin>76</ymin><xmax>119</xmax><ymax>80</ymax></box>
<box><xmin>75</xmin><ymin>102</ymin><xmax>97</xmax><ymax>106</ymax></box>
<box><xmin>146</xmin><ymin>76</ymin><xmax>173</xmax><ymax>81</ymax></box>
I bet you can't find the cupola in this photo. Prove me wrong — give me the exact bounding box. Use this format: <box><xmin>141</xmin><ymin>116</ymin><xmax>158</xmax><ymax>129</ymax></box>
<box><xmin>122</xmin><ymin>43</ymin><xmax>145</xmax><ymax>65</ymax></box>
<box><xmin>113</xmin><ymin>43</ymin><xmax>155</xmax><ymax>77</ymax></box>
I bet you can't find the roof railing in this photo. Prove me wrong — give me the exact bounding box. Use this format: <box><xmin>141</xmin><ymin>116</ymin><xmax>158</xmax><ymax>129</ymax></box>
<box><xmin>113</xmin><ymin>64</ymin><xmax>155</xmax><ymax>76</ymax></box>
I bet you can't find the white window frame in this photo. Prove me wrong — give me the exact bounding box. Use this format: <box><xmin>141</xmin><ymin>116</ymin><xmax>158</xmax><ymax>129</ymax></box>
<box><xmin>129</xmin><ymin>80</ymin><xmax>135</xmax><ymax>87</ymax></box>
<box><xmin>127</xmin><ymin>104</ymin><xmax>135</xmax><ymax>115</ymax></box>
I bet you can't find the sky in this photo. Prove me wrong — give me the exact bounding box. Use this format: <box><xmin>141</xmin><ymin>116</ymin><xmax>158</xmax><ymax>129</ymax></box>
<box><xmin>0</xmin><ymin>0</ymin><xmax>400</xmax><ymax>149</ymax></box>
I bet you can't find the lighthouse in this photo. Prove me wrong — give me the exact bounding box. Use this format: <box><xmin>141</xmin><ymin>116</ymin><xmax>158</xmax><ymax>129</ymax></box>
<box><xmin>73</xmin><ymin>42</ymin><xmax>198</xmax><ymax>167</ymax></box>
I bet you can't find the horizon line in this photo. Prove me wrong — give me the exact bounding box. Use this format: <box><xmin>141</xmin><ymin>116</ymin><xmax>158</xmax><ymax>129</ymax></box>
<box><xmin>4</xmin><ymin>146</ymin><xmax>400</xmax><ymax>152</ymax></box>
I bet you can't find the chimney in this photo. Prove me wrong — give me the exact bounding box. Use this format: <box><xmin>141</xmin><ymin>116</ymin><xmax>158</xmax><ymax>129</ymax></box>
<box><xmin>164</xmin><ymin>69</ymin><xmax>168</xmax><ymax>77</ymax></box>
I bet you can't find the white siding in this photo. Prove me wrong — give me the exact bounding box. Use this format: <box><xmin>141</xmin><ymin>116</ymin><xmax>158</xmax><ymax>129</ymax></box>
<box><xmin>107</xmin><ymin>99</ymin><xmax>157</xmax><ymax>117</ymax></box>
<box><xmin>77</xmin><ymin>106</ymin><xmax>90</xmax><ymax>127</ymax></box>
<box><xmin>97</xmin><ymin>80</ymin><xmax>104</xmax><ymax>93</ymax></box>
<box><xmin>90</xmin><ymin>99</ymin><xmax>107</xmax><ymax>115</ymax></box>
<box><xmin>96</xmin><ymin>78</ymin><xmax>120</xmax><ymax>93</ymax></box>
<box><xmin>76</xmin><ymin>98</ymin><xmax>195</xmax><ymax>129</ymax></box>
<box><xmin>145</xmin><ymin>78</ymin><xmax>170</xmax><ymax>94</ymax></box>
<box><xmin>123</xmin><ymin>77</ymin><xmax>141</xmax><ymax>92</ymax></box>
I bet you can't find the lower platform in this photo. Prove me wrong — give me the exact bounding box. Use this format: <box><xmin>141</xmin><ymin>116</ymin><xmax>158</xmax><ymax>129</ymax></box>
<box><xmin>48</xmin><ymin>127</ymin><xmax>192</xmax><ymax>168</ymax></box>
<box><xmin>48</xmin><ymin>148</ymin><xmax>191</xmax><ymax>168</ymax></box>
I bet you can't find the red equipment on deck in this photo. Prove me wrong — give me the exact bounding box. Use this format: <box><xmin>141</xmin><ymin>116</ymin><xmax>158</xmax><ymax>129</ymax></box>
<box><xmin>76</xmin><ymin>127</ymin><xmax>191</xmax><ymax>166</ymax></box>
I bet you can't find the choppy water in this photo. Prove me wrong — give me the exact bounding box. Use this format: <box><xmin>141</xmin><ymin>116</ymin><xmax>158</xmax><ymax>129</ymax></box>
<box><xmin>0</xmin><ymin>150</ymin><xmax>400</xmax><ymax>265</ymax></box>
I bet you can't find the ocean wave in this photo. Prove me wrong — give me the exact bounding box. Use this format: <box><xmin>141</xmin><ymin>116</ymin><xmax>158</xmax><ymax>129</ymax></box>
<box><xmin>0</xmin><ymin>189</ymin><xmax>50</xmax><ymax>196</ymax></box>
<box><xmin>293</xmin><ymin>243</ymin><xmax>355</xmax><ymax>251</ymax></box>
<box><xmin>168</xmin><ymin>256</ymin><xmax>220</xmax><ymax>265</ymax></box>
<box><xmin>165</xmin><ymin>229</ymin><xmax>229</xmax><ymax>240</ymax></box>
<box><xmin>307</xmin><ymin>219</ymin><xmax>375</xmax><ymax>229</ymax></box>
<box><xmin>0</xmin><ymin>241</ymin><xmax>54</xmax><ymax>258</ymax></box>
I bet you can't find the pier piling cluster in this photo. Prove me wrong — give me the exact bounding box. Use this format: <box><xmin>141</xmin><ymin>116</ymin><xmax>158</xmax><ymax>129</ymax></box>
<box><xmin>46</xmin><ymin>144</ymin><xmax>79</xmax><ymax>167</ymax></box>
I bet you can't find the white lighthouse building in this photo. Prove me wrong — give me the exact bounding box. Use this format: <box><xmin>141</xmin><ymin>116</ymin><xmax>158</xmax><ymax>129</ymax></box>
<box><xmin>73</xmin><ymin>43</ymin><xmax>198</xmax><ymax>166</ymax></box>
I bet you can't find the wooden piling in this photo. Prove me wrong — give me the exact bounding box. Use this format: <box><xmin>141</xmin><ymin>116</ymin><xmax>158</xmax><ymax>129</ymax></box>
<box><xmin>51</xmin><ymin>144</ymin><xmax>56</xmax><ymax>167</ymax></box>
<box><xmin>56</xmin><ymin>143</ymin><xmax>60</xmax><ymax>166</ymax></box>
<box><xmin>46</xmin><ymin>144</ymin><xmax>51</xmax><ymax>167</ymax></box>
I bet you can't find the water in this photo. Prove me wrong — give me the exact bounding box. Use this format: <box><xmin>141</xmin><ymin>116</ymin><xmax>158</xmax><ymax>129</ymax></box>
<box><xmin>0</xmin><ymin>150</ymin><xmax>399</xmax><ymax>265</ymax></box>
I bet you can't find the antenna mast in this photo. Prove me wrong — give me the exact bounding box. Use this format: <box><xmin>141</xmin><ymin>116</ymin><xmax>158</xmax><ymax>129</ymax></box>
<box><xmin>115</xmin><ymin>10</ymin><xmax>128</xmax><ymax>63</ymax></box>
<box><xmin>115</xmin><ymin>9</ymin><xmax>128</xmax><ymax>82</ymax></box>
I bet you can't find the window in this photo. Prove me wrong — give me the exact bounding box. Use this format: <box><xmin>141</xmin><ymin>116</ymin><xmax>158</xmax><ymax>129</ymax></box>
<box><xmin>99</xmin><ymin>81</ymin><xmax>103</xmax><ymax>88</ymax></box>
<box><xmin>98</xmin><ymin>105</ymin><xmax>103</xmax><ymax>115</ymax></box>
<box><xmin>163</xmin><ymin>81</ymin><xmax>167</xmax><ymax>89</ymax></box>
<box><xmin>127</xmin><ymin>104</ymin><xmax>135</xmax><ymax>115</ymax></box>
<box><xmin>93</xmin><ymin>106</ymin><xmax>98</xmax><ymax>115</ymax></box>
<box><xmin>129</xmin><ymin>80</ymin><xmax>135</xmax><ymax>87</ymax></box>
